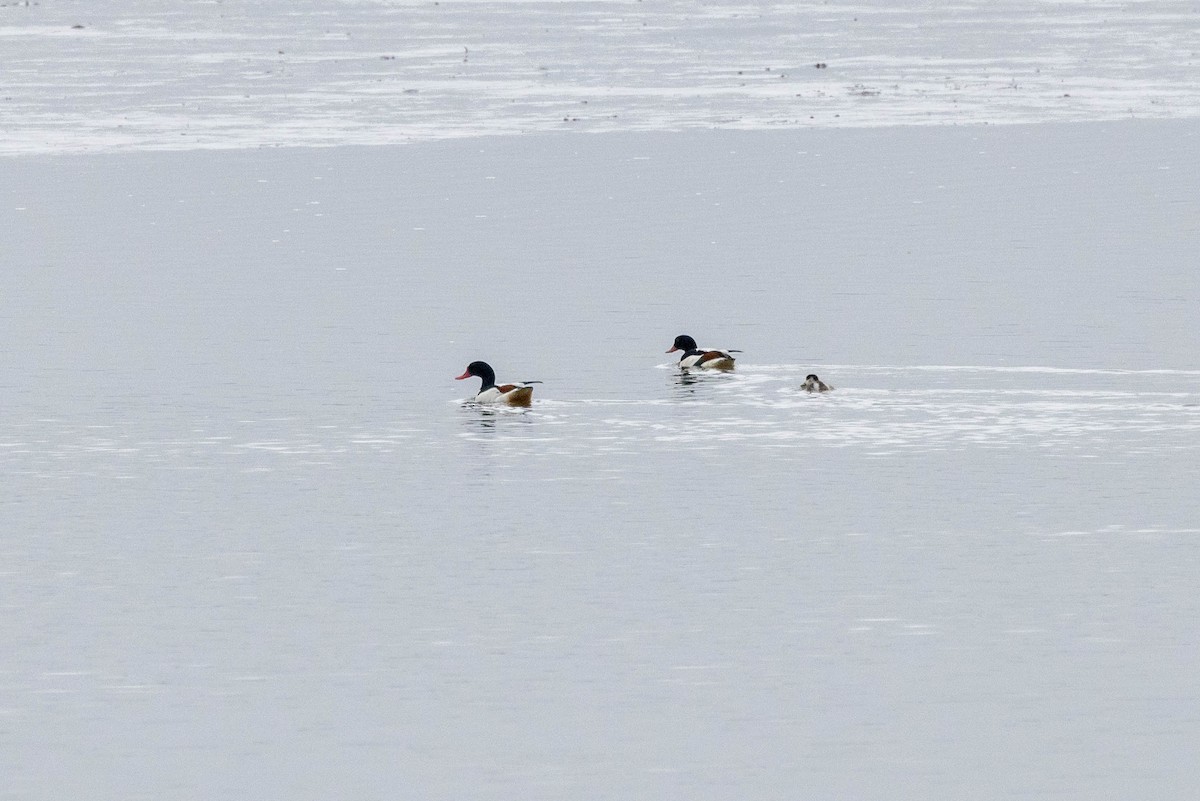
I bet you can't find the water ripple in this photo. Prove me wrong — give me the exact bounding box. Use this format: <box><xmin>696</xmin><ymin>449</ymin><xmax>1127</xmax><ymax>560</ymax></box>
<box><xmin>3</xmin><ymin>365</ymin><xmax>1198</xmax><ymax>476</ymax></box>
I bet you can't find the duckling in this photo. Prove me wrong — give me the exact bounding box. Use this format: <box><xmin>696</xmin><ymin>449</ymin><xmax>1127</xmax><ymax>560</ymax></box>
<box><xmin>802</xmin><ymin>374</ymin><xmax>833</xmax><ymax>393</ymax></box>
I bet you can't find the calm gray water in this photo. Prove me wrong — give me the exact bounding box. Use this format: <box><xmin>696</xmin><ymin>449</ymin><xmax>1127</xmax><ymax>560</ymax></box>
<box><xmin>3</xmin><ymin>122</ymin><xmax>1199</xmax><ymax>799</ymax></box>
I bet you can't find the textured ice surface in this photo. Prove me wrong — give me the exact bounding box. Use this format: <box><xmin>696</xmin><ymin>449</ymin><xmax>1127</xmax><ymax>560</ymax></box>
<box><xmin>2</xmin><ymin>0</ymin><xmax>1200</xmax><ymax>153</ymax></box>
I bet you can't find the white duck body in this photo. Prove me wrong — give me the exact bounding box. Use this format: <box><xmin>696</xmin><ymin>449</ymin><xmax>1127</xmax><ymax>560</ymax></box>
<box><xmin>474</xmin><ymin>383</ymin><xmax>535</xmax><ymax>406</ymax></box>
<box><xmin>679</xmin><ymin>351</ymin><xmax>736</xmax><ymax>370</ymax></box>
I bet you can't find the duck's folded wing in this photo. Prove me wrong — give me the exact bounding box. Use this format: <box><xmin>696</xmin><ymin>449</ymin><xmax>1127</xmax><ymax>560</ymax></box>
<box><xmin>501</xmin><ymin>386</ymin><xmax>534</xmax><ymax>406</ymax></box>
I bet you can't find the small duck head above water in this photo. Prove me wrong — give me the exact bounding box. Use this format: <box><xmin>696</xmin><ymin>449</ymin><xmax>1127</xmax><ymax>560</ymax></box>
<box><xmin>802</xmin><ymin>374</ymin><xmax>833</xmax><ymax>393</ymax></box>
<box><xmin>456</xmin><ymin>360</ymin><xmax>497</xmax><ymax>389</ymax></box>
<box><xmin>666</xmin><ymin>334</ymin><xmax>699</xmax><ymax>354</ymax></box>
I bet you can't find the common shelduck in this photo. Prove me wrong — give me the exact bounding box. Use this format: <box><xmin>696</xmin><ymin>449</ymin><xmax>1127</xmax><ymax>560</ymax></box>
<box><xmin>666</xmin><ymin>334</ymin><xmax>737</xmax><ymax>370</ymax></box>
<box><xmin>456</xmin><ymin>361</ymin><xmax>537</xmax><ymax>406</ymax></box>
<box><xmin>802</xmin><ymin>374</ymin><xmax>834</xmax><ymax>393</ymax></box>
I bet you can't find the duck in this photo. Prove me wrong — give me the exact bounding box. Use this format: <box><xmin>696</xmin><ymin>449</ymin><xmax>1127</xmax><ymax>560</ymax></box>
<box><xmin>802</xmin><ymin>373</ymin><xmax>834</xmax><ymax>393</ymax></box>
<box><xmin>666</xmin><ymin>334</ymin><xmax>738</xmax><ymax>370</ymax></box>
<box><xmin>455</xmin><ymin>361</ymin><xmax>537</xmax><ymax>406</ymax></box>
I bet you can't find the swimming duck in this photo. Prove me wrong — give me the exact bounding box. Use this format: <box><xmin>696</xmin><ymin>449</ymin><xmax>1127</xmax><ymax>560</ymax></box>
<box><xmin>666</xmin><ymin>335</ymin><xmax>737</xmax><ymax>370</ymax></box>
<box><xmin>455</xmin><ymin>361</ymin><xmax>537</xmax><ymax>406</ymax></box>
<box><xmin>802</xmin><ymin>374</ymin><xmax>833</xmax><ymax>393</ymax></box>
